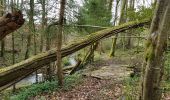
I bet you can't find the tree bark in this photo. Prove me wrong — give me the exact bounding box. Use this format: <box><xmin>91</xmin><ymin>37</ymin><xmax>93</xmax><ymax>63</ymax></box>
<box><xmin>110</xmin><ymin>0</ymin><xmax>119</xmax><ymax>57</ymax></box>
<box><xmin>0</xmin><ymin>0</ymin><xmax>5</xmax><ymax>57</ymax></box>
<box><xmin>0</xmin><ymin>11</ymin><xmax>24</xmax><ymax>40</ymax></box>
<box><xmin>11</xmin><ymin>0</ymin><xmax>16</xmax><ymax>93</ymax></box>
<box><xmin>141</xmin><ymin>0</ymin><xmax>170</xmax><ymax>100</ymax></box>
<box><xmin>125</xmin><ymin>0</ymin><xmax>135</xmax><ymax>49</ymax></box>
<box><xmin>56</xmin><ymin>0</ymin><xmax>66</xmax><ymax>86</ymax></box>
<box><xmin>40</xmin><ymin>0</ymin><xmax>46</xmax><ymax>52</ymax></box>
<box><xmin>110</xmin><ymin>0</ymin><xmax>126</xmax><ymax>57</ymax></box>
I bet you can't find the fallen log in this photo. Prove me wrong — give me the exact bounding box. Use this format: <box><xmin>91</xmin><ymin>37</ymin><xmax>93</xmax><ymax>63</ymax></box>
<box><xmin>0</xmin><ymin>10</ymin><xmax>25</xmax><ymax>40</ymax></box>
<box><xmin>63</xmin><ymin>66</ymin><xmax>75</xmax><ymax>71</ymax></box>
<box><xmin>69</xmin><ymin>60</ymin><xmax>82</xmax><ymax>75</ymax></box>
<box><xmin>0</xmin><ymin>19</ymin><xmax>150</xmax><ymax>91</ymax></box>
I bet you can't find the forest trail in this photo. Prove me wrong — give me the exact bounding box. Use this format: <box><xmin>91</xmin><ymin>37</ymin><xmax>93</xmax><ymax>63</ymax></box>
<box><xmin>32</xmin><ymin>55</ymin><xmax>134</xmax><ymax>100</ymax></box>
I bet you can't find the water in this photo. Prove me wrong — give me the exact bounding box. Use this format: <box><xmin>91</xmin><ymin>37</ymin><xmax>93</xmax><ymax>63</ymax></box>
<box><xmin>16</xmin><ymin>73</ymin><xmax>44</xmax><ymax>87</ymax></box>
<box><xmin>69</xmin><ymin>57</ymin><xmax>77</xmax><ymax>66</ymax></box>
<box><xmin>15</xmin><ymin>56</ymin><xmax>77</xmax><ymax>88</ymax></box>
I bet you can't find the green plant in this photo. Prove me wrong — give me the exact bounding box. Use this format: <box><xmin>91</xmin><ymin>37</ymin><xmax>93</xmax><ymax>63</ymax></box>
<box><xmin>122</xmin><ymin>76</ymin><xmax>140</xmax><ymax>100</ymax></box>
<box><xmin>62</xmin><ymin>57</ymin><xmax>71</xmax><ymax>66</ymax></box>
<box><xmin>164</xmin><ymin>53</ymin><xmax>170</xmax><ymax>81</ymax></box>
<box><xmin>10</xmin><ymin>74</ymin><xmax>82</xmax><ymax>100</ymax></box>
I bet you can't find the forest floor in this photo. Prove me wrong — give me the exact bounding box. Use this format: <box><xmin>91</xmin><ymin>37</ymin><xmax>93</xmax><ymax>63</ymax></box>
<box><xmin>1</xmin><ymin>50</ymin><xmax>169</xmax><ymax>100</ymax></box>
<box><xmin>31</xmin><ymin>53</ymin><xmax>138</xmax><ymax>100</ymax></box>
<box><xmin>33</xmin><ymin>77</ymin><xmax>124</xmax><ymax>100</ymax></box>
<box><xmin>30</xmin><ymin>52</ymin><xmax>170</xmax><ymax>100</ymax></box>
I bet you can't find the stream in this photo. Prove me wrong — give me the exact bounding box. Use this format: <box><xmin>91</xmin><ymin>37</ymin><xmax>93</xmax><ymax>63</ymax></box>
<box><xmin>12</xmin><ymin>56</ymin><xmax>77</xmax><ymax>89</ymax></box>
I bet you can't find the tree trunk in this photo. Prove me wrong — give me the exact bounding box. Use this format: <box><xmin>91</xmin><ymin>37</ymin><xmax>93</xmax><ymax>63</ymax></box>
<box><xmin>11</xmin><ymin>0</ymin><xmax>16</xmax><ymax>93</ymax></box>
<box><xmin>25</xmin><ymin>0</ymin><xmax>36</xmax><ymax>58</ymax></box>
<box><xmin>0</xmin><ymin>0</ymin><xmax>5</xmax><ymax>58</ymax></box>
<box><xmin>110</xmin><ymin>0</ymin><xmax>119</xmax><ymax>57</ymax></box>
<box><xmin>141</xmin><ymin>0</ymin><xmax>170</xmax><ymax>100</ymax></box>
<box><xmin>110</xmin><ymin>0</ymin><xmax>125</xmax><ymax>57</ymax></box>
<box><xmin>40</xmin><ymin>0</ymin><xmax>51</xmax><ymax>81</ymax></box>
<box><xmin>125</xmin><ymin>0</ymin><xmax>135</xmax><ymax>49</ymax></box>
<box><xmin>56</xmin><ymin>0</ymin><xmax>66</xmax><ymax>86</ymax></box>
<box><xmin>0</xmin><ymin>40</ymin><xmax>5</xmax><ymax>57</ymax></box>
<box><xmin>80</xmin><ymin>42</ymin><xmax>98</xmax><ymax>67</ymax></box>
<box><xmin>40</xmin><ymin>0</ymin><xmax>46</xmax><ymax>52</ymax></box>
<box><xmin>25</xmin><ymin>0</ymin><xmax>38</xmax><ymax>82</ymax></box>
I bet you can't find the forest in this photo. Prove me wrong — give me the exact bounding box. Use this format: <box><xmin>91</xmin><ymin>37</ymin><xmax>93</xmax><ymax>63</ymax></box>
<box><xmin>0</xmin><ymin>0</ymin><xmax>170</xmax><ymax>100</ymax></box>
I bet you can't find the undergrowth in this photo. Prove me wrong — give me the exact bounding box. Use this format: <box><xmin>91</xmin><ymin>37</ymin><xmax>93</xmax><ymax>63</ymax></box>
<box><xmin>7</xmin><ymin>74</ymin><xmax>82</xmax><ymax>100</ymax></box>
<box><xmin>122</xmin><ymin>76</ymin><xmax>140</xmax><ymax>100</ymax></box>
<box><xmin>164</xmin><ymin>52</ymin><xmax>170</xmax><ymax>81</ymax></box>
<box><xmin>122</xmin><ymin>52</ymin><xmax>170</xmax><ymax>100</ymax></box>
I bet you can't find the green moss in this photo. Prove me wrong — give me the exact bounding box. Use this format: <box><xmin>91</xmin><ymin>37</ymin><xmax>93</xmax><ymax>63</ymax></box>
<box><xmin>148</xmin><ymin>45</ymin><xmax>155</xmax><ymax>60</ymax></box>
<box><xmin>145</xmin><ymin>45</ymin><xmax>155</xmax><ymax>61</ymax></box>
<box><xmin>144</xmin><ymin>39</ymin><xmax>155</xmax><ymax>62</ymax></box>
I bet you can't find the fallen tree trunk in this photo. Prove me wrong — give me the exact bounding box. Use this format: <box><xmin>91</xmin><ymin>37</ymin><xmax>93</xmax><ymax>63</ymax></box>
<box><xmin>69</xmin><ymin>60</ymin><xmax>82</xmax><ymax>75</ymax></box>
<box><xmin>0</xmin><ymin>19</ymin><xmax>150</xmax><ymax>91</ymax></box>
<box><xmin>0</xmin><ymin>10</ymin><xmax>25</xmax><ymax>40</ymax></box>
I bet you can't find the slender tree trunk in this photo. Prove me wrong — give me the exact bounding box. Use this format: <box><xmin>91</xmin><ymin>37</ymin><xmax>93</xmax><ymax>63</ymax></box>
<box><xmin>141</xmin><ymin>0</ymin><xmax>170</xmax><ymax>100</ymax></box>
<box><xmin>20</xmin><ymin>0</ymin><xmax>24</xmax><ymax>48</ymax></box>
<box><xmin>40</xmin><ymin>0</ymin><xmax>51</xmax><ymax>81</ymax></box>
<box><xmin>0</xmin><ymin>0</ymin><xmax>5</xmax><ymax>58</ymax></box>
<box><xmin>40</xmin><ymin>0</ymin><xmax>46</xmax><ymax>52</ymax></box>
<box><xmin>110</xmin><ymin>0</ymin><xmax>125</xmax><ymax>57</ymax></box>
<box><xmin>25</xmin><ymin>0</ymin><xmax>36</xmax><ymax>59</ymax></box>
<box><xmin>45</xmin><ymin>33</ymin><xmax>52</xmax><ymax>80</ymax></box>
<box><xmin>110</xmin><ymin>0</ymin><xmax>119</xmax><ymax>57</ymax></box>
<box><xmin>0</xmin><ymin>40</ymin><xmax>5</xmax><ymax>57</ymax></box>
<box><xmin>12</xmin><ymin>33</ymin><xmax>15</xmax><ymax>92</ymax></box>
<box><xmin>121</xmin><ymin>0</ymin><xmax>128</xmax><ymax>50</ymax></box>
<box><xmin>25</xmin><ymin>35</ymin><xmax>31</xmax><ymax>59</ymax></box>
<box><xmin>125</xmin><ymin>0</ymin><xmax>135</xmax><ymax>49</ymax></box>
<box><xmin>10</xmin><ymin>0</ymin><xmax>16</xmax><ymax>93</ymax></box>
<box><xmin>56</xmin><ymin>0</ymin><xmax>66</xmax><ymax>86</ymax></box>
<box><xmin>25</xmin><ymin>0</ymin><xmax>38</xmax><ymax>82</ymax></box>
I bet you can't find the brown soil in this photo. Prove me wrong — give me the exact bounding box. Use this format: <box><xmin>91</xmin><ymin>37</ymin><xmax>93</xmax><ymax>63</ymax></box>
<box><xmin>32</xmin><ymin>77</ymin><xmax>123</xmax><ymax>100</ymax></box>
